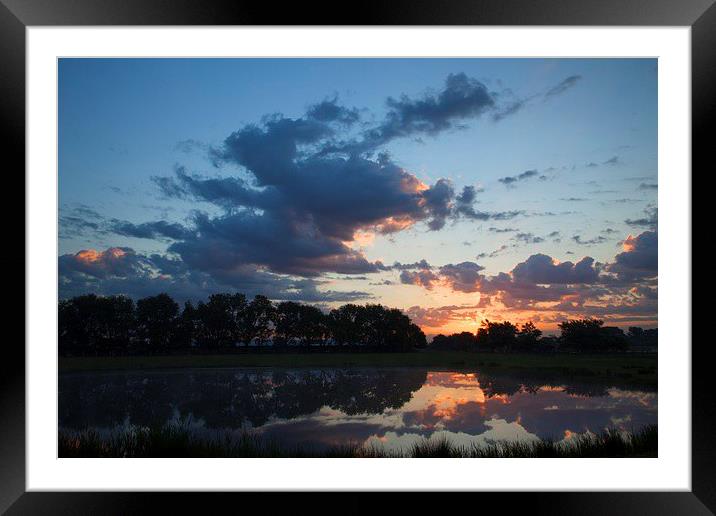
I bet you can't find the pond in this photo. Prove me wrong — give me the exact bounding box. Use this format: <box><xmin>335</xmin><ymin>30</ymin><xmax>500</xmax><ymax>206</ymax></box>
<box><xmin>59</xmin><ymin>367</ymin><xmax>657</xmax><ymax>453</ymax></box>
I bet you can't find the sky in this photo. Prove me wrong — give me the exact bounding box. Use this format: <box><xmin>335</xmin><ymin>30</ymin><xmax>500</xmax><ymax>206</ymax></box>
<box><xmin>58</xmin><ymin>58</ymin><xmax>658</xmax><ymax>335</ymax></box>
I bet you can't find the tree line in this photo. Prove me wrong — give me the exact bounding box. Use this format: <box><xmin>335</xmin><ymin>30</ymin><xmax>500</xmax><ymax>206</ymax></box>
<box><xmin>430</xmin><ymin>318</ymin><xmax>657</xmax><ymax>353</ymax></box>
<box><xmin>58</xmin><ymin>293</ymin><xmax>427</xmax><ymax>356</ymax></box>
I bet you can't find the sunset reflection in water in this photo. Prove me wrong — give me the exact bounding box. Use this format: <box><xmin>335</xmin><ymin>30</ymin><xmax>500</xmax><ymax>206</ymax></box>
<box><xmin>59</xmin><ymin>368</ymin><xmax>657</xmax><ymax>452</ymax></box>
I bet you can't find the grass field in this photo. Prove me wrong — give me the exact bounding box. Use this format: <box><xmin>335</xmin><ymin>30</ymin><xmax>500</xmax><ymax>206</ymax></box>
<box><xmin>58</xmin><ymin>424</ymin><xmax>657</xmax><ymax>458</ymax></box>
<box><xmin>59</xmin><ymin>351</ymin><xmax>657</xmax><ymax>386</ymax></box>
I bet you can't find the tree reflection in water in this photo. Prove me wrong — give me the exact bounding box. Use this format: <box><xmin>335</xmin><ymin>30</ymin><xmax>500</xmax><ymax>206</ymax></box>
<box><xmin>59</xmin><ymin>367</ymin><xmax>657</xmax><ymax>451</ymax></box>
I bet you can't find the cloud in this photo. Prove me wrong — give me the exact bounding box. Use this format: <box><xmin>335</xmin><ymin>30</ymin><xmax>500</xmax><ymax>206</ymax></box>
<box><xmin>608</xmin><ymin>231</ymin><xmax>657</xmax><ymax>280</ymax></box>
<box><xmin>494</xmin><ymin>75</ymin><xmax>583</xmax><ymax>120</ymax></box>
<box><xmin>572</xmin><ymin>235</ymin><xmax>608</xmax><ymax>245</ymax></box>
<box><xmin>154</xmin><ymin>150</ymin><xmax>520</xmax><ymax>283</ymax></box>
<box><xmin>306</xmin><ymin>97</ymin><xmax>360</xmax><ymax>125</ymax></box>
<box><xmin>60</xmin><ymin>72</ymin><xmax>614</xmax><ymax>308</ymax></box>
<box><xmin>544</xmin><ymin>75</ymin><xmax>582</xmax><ymax>99</ymax></box>
<box><xmin>438</xmin><ymin>262</ymin><xmax>486</xmax><ymax>293</ymax></box>
<box><xmin>399</xmin><ymin>269</ymin><xmax>440</xmax><ymax>290</ymax></box>
<box><xmin>175</xmin><ymin>139</ymin><xmax>209</xmax><ymax>154</ymax></box>
<box><xmin>405</xmin><ymin>304</ymin><xmax>486</xmax><ymax>331</ymax></box>
<box><xmin>58</xmin><ymin>246</ymin><xmax>371</xmax><ymax>303</ymax></box>
<box><xmin>603</xmin><ymin>156</ymin><xmax>619</xmax><ymax>166</ymax></box>
<box><xmin>390</xmin><ymin>259</ymin><xmax>433</xmax><ymax>271</ymax></box>
<box><xmin>638</xmin><ymin>183</ymin><xmax>658</xmax><ymax>190</ymax></box>
<box><xmin>422</xmin><ymin>179</ymin><xmax>456</xmax><ymax>230</ymax></box>
<box><xmin>511</xmin><ymin>254</ymin><xmax>600</xmax><ymax>284</ymax></box>
<box><xmin>476</xmin><ymin>245</ymin><xmax>509</xmax><ymax>260</ymax></box>
<box><xmin>399</xmin><ymin>231</ymin><xmax>657</xmax><ymax>323</ymax></box>
<box><xmin>513</xmin><ymin>232</ymin><xmax>545</xmax><ymax>244</ymax></box>
<box><xmin>625</xmin><ymin>206</ymin><xmax>658</xmax><ymax>230</ymax></box>
<box><xmin>369</xmin><ymin>72</ymin><xmax>496</xmax><ymax>145</ymax></box>
<box><xmin>59</xmin><ymin>205</ymin><xmax>106</xmax><ymax>239</ymax></box>
<box><xmin>498</xmin><ymin>169</ymin><xmax>539</xmax><ymax>186</ymax></box>
<box><xmin>109</xmin><ymin>220</ymin><xmax>193</xmax><ymax>241</ymax></box>
<box><xmin>170</xmin><ymin>210</ymin><xmax>386</xmax><ymax>278</ymax></box>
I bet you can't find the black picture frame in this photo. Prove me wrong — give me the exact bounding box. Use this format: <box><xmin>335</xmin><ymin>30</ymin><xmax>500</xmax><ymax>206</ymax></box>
<box><xmin>2</xmin><ymin>0</ymin><xmax>709</xmax><ymax>513</ymax></box>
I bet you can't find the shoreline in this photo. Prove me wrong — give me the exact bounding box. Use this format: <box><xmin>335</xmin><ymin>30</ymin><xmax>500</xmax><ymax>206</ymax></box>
<box><xmin>58</xmin><ymin>351</ymin><xmax>657</xmax><ymax>386</ymax></box>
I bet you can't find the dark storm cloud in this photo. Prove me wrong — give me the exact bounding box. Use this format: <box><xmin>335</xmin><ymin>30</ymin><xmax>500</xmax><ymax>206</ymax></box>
<box><xmin>169</xmin><ymin>210</ymin><xmax>385</xmax><ymax>278</ymax></box>
<box><xmin>498</xmin><ymin>169</ymin><xmax>539</xmax><ymax>186</ymax></box>
<box><xmin>155</xmin><ymin>140</ymin><xmax>520</xmax><ymax>281</ymax></box>
<box><xmin>65</xmin><ymin>73</ymin><xmax>585</xmax><ymax>301</ymax></box>
<box><xmin>544</xmin><ymin>75</ymin><xmax>582</xmax><ymax>99</ymax></box>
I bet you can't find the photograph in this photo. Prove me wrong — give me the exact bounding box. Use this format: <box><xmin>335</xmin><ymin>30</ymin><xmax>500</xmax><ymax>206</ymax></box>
<box><xmin>56</xmin><ymin>57</ymin><xmax>659</xmax><ymax>459</ymax></box>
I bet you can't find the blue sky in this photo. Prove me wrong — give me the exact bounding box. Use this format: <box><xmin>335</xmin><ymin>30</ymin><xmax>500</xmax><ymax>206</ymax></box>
<box><xmin>58</xmin><ymin>58</ymin><xmax>658</xmax><ymax>333</ymax></box>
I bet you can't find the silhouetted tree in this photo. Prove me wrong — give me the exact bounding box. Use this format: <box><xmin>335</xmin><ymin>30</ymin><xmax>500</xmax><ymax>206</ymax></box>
<box><xmin>476</xmin><ymin>320</ymin><xmax>518</xmax><ymax>351</ymax></box>
<box><xmin>195</xmin><ymin>293</ymin><xmax>247</xmax><ymax>349</ymax></box>
<box><xmin>243</xmin><ymin>295</ymin><xmax>276</xmax><ymax>347</ymax></box>
<box><xmin>627</xmin><ymin>326</ymin><xmax>658</xmax><ymax>350</ymax></box>
<box><xmin>407</xmin><ymin>323</ymin><xmax>428</xmax><ymax>350</ymax></box>
<box><xmin>516</xmin><ymin>321</ymin><xmax>542</xmax><ymax>351</ymax></box>
<box><xmin>135</xmin><ymin>293</ymin><xmax>179</xmax><ymax>353</ymax></box>
<box><xmin>328</xmin><ymin>304</ymin><xmax>363</xmax><ymax>347</ymax></box>
<box><xmin>175</xmin><ymin>301</ymin><xmax>198</xmax><ymax>349</ymax></box>
<box><xmin>60</xmin><ymin>292</ymin><xmax>578</xmax><ymax>356</ymax></box>
<box><xmin>297</xmin><ymin>304</ymin><xmax>327</xmax><ymax>348</ymax></box>
<box><xmin>600</xmin><ymin>326</ymin><xmax>629</xmax><ymax>352</ymax></box>
<box><xmin>274</xmin><ymin>301</ymin><xmax>303</xmax><ymax>348</ymax></box>
<box><xmin>558</xmin><ymin>318</ymin><xmax>626</xmax><ymax>352</ymax></box>
<box><xmin>559</xmin><ymin>318</ymin><xmax>603</xmax><ymax>351</ymax></box>
<box><xmin>430</xmin><ymin>332</ymin><xmax>478</xmax><ymax>351</ymax></box>
<box><xmin>59</xmin><ymin>297</ymin><xmax>87</xmax><ymax>355</ymax></box>
<box><xmin>58</xmin><ymin>294</ymin><xmax>134</xmax><ymax>355</ymax></box>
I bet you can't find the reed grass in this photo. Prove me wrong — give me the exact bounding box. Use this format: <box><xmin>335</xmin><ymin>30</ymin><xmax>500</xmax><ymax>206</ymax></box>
<box><xmin>59</xmin><ymin>424</ymin><xmax>657</xmax><ymax>458</ymax></box>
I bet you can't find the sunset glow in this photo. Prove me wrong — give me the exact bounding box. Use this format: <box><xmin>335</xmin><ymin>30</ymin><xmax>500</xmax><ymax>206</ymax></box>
<box><xmin>58</xmin><ymin>58</ymin><xmax>657</xmax><ymax>336</ymax></box>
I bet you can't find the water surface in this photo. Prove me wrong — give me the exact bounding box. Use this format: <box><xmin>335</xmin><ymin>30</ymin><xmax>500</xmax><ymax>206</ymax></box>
<box><xmin>59</xmin><ymin>367</ymin><xmax>657</xmax><ymax>452</ymax></box>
